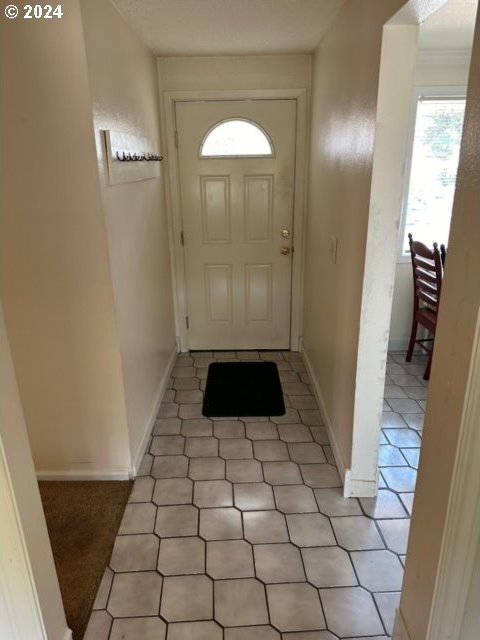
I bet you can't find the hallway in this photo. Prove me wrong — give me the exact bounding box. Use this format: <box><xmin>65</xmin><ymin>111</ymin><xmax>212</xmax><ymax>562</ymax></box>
<box><xmin>84</xmin><ymin>350</ymin><xmax>425</xmax><ymax>640</ymax></box>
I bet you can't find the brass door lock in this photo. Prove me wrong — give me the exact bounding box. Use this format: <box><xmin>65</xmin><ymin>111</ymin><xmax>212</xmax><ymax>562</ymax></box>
<box><xmin>281</xmin><ymin>247</ymin><xmax>291</xmax><ymax>255</ymax></box>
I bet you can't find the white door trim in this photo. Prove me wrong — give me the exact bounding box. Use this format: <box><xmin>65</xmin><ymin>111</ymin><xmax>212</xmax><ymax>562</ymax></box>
<box><xmin>0</xmin><ymin>437</ymin><xmax>47</xmax><ymax>640</ymax></box>
<box><xmin>161</xmin><ymin>89</ymin><xmax>308</xmax><ymax>352</ymax></box>
<box><xmin>425</xmin><ymin>310</ymin><xmax>480</xmax><ymax>640</ymax></box>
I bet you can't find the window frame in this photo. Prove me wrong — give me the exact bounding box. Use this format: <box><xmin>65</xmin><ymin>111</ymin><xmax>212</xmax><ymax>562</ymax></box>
<box><xmin>199</xmin><ymin>117</ymin><xmax>275</xmax><ymax>159</ymax></box>
<box><xmin>396</xmin><ymin>85</ymin><xmax>467</xmax><ymax>263</ymax></box>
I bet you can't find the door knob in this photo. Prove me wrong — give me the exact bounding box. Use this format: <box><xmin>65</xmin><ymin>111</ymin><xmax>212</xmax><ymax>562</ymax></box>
<box><xmin>280</xmin><ymin>247</ymin><xmax>291</xmax><ymax>255</ymax></box>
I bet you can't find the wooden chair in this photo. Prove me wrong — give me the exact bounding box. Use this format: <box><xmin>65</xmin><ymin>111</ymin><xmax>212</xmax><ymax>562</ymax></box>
<box><xmin>406</xmin><ymin>233</ymin><xmax>443</xmax><ymax>380</ymax></box>
<box><xmin>440</xmin><ymin>243</ymin><xmax>447</xmax><ymax>268</ymax></box>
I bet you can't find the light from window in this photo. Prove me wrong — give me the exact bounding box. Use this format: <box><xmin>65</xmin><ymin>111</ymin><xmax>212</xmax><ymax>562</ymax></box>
<box><xmin>402</xmin><ymin>98</ymin><xmax>466</xmax><ymax>254</ymax></box>
<box><xmin>200</xmin><ymin>119</ymin><xmax>273</xmax><ymax>157</ymax></box>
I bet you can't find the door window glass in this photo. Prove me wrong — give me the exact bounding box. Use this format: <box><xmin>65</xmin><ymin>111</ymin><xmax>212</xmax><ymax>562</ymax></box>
<box><xmin>200</xmin><ymin>119</ymin><xmax>274</xmax><ymax>158</ymax></box>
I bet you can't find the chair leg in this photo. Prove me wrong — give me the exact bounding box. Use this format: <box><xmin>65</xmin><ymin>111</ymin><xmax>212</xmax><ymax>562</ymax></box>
<box><xmin>424</xmin><ymin>345</ymin><xmax>433</xmax><ymax>380</ymax></box>
<box><xmin>406</xmin><ymin>320</ymin><xmax>417</xmax><ymax>362</ymax></box>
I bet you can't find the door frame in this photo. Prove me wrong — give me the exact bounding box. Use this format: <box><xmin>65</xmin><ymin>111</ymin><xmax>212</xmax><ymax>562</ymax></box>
<box><xmin>161</xmin><ymin>89</ymin><xmax>308</xmax><ymax>352</ymax></box>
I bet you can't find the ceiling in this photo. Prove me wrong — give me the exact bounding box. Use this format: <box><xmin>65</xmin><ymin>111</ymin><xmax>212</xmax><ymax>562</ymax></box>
<box><xmin>109</xmin><ymin>0</ymin><xmax>346</xmax><ymax>56</ymax></box>
<box><xmin>419</xmin><ymin>0</ymin><xmax>478</xmax><ymax>50</ymax></box>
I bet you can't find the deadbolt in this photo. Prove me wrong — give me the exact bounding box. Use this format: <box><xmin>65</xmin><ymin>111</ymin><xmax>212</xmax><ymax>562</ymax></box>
<box><xmin>281</xmin><ymin>246</ymin><xmax>291</xmax><ymax>255</ymax></box>
<box><xmin>281</xmin><ymin>228</ymin><xmax>290</xmax><ymax>238</ymax></box>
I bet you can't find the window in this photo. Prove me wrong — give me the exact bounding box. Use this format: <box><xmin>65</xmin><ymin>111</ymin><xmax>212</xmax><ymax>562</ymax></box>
<box><xmin>399</xmin><ymin>91</ymin><xmax>466</xmax><ymax>258</ymax></box>
<box><xmin>200</xmin><ymin>119</ymin><xmax>274</xmax><ymax>158</ymax></box>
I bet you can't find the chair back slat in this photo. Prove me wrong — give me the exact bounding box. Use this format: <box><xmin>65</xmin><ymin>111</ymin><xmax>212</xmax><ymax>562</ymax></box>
<box><xmin>414</xmin><ymin>255</ymin><xmax>435</xmax><ymax>271</ymax></box>
<box><xmin>417</xmin><ymin>290</ymin><xmax>438</xmax><ymax>309</ymax></box>
<box><xmin>414</xmin><ymin>266</ymin><xmax>438</xmax><ymax>285</ymax></box>
<box><xmin>417</xmin><ymin>282</ymin><xmax>438</xmax><ymax>302</ymax></box>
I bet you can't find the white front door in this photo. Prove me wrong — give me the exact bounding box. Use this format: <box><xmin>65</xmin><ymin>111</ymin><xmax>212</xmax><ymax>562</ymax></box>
<box><xmin>175</xmin><ymin>99</ymin><xmax>296</xmax><ymax>350</ymax></box>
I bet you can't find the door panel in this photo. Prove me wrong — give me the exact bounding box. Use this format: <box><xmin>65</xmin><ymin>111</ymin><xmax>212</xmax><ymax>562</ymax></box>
<box><xmin>245</xmin><ymin>175</ymin><xmax>273</xmax><ymax>242</ymax></box>
<box><xmin>245</xmin><ymin>264</ymin><xmax>273</xmax><ymax>322</ymax></box>
<box><xmin>204</xmin><ymin>264</ymin><xmax>233</xmax><ymax>323</ymax></box>
<box><xmin>175</xmin><ymin>99</ymin><xmax>296</xmax><ymax>349</ymax></box>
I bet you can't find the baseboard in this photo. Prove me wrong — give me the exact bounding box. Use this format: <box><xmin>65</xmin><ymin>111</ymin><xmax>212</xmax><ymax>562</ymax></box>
<box><xmin>302</xmin><ymin>347</ymin><xmax>348</xmax><ymax>485</ymax></box>
<box><xmin>392</xmin><ymin>608</ymin><xmax>411</xmax><ymax>640</ymax></box>
<box><xmin>131</xmin><ymin>343</ymin><xmax>178</xmax><ymax>477</ymax></box>
<box><xmin>344</xmin><ymin>470</ymin><xmax>378</xmax><ymax>498</ymax></box>
<box><xmin>36</xmin><ymin>470</ymin><xmax>131</xmax><ymax>481</ymax></box>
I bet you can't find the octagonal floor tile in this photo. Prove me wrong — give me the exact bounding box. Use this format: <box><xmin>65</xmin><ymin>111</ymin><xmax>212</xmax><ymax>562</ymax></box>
<box><xmin>167</xmin><ymin>621</ymin><xmax>223</xmax><ymax>640</ymax></box>
<box><xmin>286</xmin><ymin>513</ymin><xmax>335</xmax><ymax>547</ymax></box>
<box><xmin>254</xmin><ymin>543</ymin><xmax>305</xmax><ymax>583</ymax></box>
<box><xmin>302</xmin><ymin>546</ymin><xmax>357</xmax><ymax>588</ymax></box>
<box><xmin>274</xmin><ymin>485</ymin><xmax>317</xmax><ymax>513</ymax></box>
<box><xmin>158</xmin><ymin>536</ymin><xmax>205</xmax><ymax>575</ymax></box>
<box><xmin>194</xmin><ymin>480</ymin><xmax>233</xmax><ymax>507</ymax></box>
<box><xmin>215</xmin><ymin>578</ymin><xmax>269</xmax><ymax>627</ymax></box>
<box><xmin>109</xmin><ymin>617</ymin><xmax>166</xmax><ymax>640</ymax></box>
<box><xmin>234</xmin><ymin>483</ymin><xmax>275</xmax><ymax>510</ymax></box>
<box><xmin>243</xmin><ymin>510</ymin><xmax>289</xmax><ymax>544</ymax></box>
<box><xmin>199</xmin><ymin>507</ymin><xmax>243</xmax><ymax>540</ymax></box>
<box><xmin>153</xmin><ymin>478</ymin><xmax>193</xmax><ymax>505</ymax></box>
<box><xmin>107</xmin><ymin>572</ymin><xmax>162</xmax><ymax>618</ymax></box>
<box><xmin>267</xmin><ymin>583</ymin><xmax>325</xmax><ymax>632</ymax></box>
<box><xmin>155</xmin><ymin>505</ymin><xmax>198</xmax><ymax>537</ymax></box>
<box><xmin>351</xmin><ymin>549</ymin><xmax>404</xmax><ymax>591</ymax></box>
<box><xmin>109</xmin><ymin>534</ymin><xmax>158</xmax><ymax>572</ymax></box>
<box><xmin>161</xmin><ymin>575</ymin><xmax>213</xmax><ymax>621</ymax></box>
<box><xmin>207</xmin><ymin>540</ymin><xmax>254</xmax><ymax>579</ymax></box>
<box><xmin>319</xmin><ymin>587</ymin><xmax>384</xmax><ymax>638</ymax></box>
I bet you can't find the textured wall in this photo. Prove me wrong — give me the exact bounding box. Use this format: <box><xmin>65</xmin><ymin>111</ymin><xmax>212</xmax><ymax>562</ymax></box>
<box><xmin>0</xmin><ymin>0</ymin><xmax>131</xmax><ymax>475</ymax></box>
<box><xmin>303</xmin><ymin>0</ymin><xmax>405</xmax><ymax>469</ymax></box>
<box><xmin>80</xmin><ymin>0</ymin><xmax>176</xmax><ymax>466</ymax></box>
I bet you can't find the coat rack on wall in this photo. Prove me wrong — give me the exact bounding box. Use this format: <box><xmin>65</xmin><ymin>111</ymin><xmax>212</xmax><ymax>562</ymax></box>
<box><xmin>115</xmin><ymin>151</ymin><xmax>163</xmax><ymax>162</ymax></box>
<box><xmin>104</xmin><ymin>130</ymin><xmax>163</xmax><ymax>185</ymax></box>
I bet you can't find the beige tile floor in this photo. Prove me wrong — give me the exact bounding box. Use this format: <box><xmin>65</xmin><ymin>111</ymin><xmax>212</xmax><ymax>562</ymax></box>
<box><xmin>85</xmin><ymin>350</ymin><xmax>426</xmax><ymax>640</ymax></box>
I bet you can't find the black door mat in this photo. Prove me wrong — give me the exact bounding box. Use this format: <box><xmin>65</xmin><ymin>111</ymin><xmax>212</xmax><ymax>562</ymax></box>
<box><xmin>203</xmin><ymin>361</ymin><xmax>285</xmax><ymax>417</ymax></box>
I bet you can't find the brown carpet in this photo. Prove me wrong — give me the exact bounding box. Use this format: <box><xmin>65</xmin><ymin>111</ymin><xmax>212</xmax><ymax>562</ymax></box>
<box><xmin>39</xmin><ymin>481</ymin><xmax>133</xmax><ymax>640</ymax></box>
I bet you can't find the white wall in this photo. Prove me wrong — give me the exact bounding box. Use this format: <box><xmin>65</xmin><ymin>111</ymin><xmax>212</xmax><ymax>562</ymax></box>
<box><xmin>157</xmin><ymin>54</ymin><xmax>311</xmax><ymax>92</ymax></box>
<box><xmin>389</xmin><ymin>54</ymin><xmax>471</xmax><ymax>351</ymax></box>
<box><xmin>303</xmin><ymin>0</ymin><xmax>406</xmax><ymax>479</ymax></box>
<box><xmin>80</xmin><ymin>0</ymin><xmax>176</xmax><ymax>472</ymax></box>
<box><xmin>0</xmin><ymin>306</ymin><xmax>69</xmax><ymax>640</ymax></box>
<box><xmin>0</xmin><ymin>0</ymin><xmax>131</xmax><ymax>478</ymax></box>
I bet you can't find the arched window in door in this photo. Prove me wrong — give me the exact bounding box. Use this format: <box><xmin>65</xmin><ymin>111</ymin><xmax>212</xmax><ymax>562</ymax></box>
<box><xmin>200</xmin><ymin>118</ymin><xmax>274</xmax><ymax>158</ymax></box>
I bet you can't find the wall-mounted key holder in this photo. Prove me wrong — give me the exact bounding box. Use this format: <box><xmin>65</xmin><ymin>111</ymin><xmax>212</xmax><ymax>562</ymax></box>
<box><xmin>104</xmin><ymin>130</ymin><xmax>163</xmax><ymax>185</ymax></box>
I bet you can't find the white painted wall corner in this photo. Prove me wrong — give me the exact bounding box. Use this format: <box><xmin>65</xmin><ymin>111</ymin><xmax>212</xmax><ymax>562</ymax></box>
<box><xmin>131</xmin><ymin>343</ymin><xmax>178</xmax><ymax>476</ymax></box>
<box><xmin>301</xmin><ymin>347</ymin><xmax>348</xmax><ymax>485</ymax></box>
